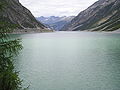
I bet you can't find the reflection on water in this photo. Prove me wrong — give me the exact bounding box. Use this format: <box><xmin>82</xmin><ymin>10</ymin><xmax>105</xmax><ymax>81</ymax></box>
<box><xmin>15</xmin><ymin>32</ymin><xmax>120</xmax><ymax>90</ymax></box>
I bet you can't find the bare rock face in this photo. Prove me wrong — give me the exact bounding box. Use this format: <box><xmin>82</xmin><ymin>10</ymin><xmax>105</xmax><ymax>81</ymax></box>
<box><xmin>0</xmin><ymin>0</ymin><xmax>46</xmax><ymax>29</ymax></box>
<box><xmin>61</xmin><ymin>0</ymin><xmax>120</xmax><ymax>31</ymax></box>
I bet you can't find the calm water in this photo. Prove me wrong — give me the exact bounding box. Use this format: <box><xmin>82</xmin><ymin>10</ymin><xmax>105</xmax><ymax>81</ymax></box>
<box><xmin>15</xmin><ymin>32</ymin><xmax>120</xmax><ymax>90</ymax></box>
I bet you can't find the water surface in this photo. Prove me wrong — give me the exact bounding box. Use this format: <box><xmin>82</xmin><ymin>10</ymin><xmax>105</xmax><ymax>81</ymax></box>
<box><xmin>15</xmin><ymin>32</ymin><xmax>120</xmax><ymax>90</ymax></box>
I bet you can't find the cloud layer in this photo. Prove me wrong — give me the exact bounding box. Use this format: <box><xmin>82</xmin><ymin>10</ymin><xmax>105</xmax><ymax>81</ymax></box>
<box><xmin>19</xmin><ymin>0</ymin><xmax>98</xmax><ymax>17</ymax></box>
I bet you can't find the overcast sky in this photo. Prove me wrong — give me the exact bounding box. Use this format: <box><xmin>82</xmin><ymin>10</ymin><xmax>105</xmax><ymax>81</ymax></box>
<box><xmin>19</xmin><ymin>0</ymin><xmax>98</xmax><ymax>17</ymax></box>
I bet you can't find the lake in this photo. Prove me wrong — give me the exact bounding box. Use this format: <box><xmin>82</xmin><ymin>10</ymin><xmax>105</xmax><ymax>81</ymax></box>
<box><xmin>15</xmin><ymin>31</ymin><xmax>120</xmax><ymax>90</ymax></box>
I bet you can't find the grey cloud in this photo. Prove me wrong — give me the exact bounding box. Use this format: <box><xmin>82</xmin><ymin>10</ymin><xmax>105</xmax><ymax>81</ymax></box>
<box><xmin>19</xmin><ymin>0</ymin><xmax>97</xmax><ymax>17</ymax></box>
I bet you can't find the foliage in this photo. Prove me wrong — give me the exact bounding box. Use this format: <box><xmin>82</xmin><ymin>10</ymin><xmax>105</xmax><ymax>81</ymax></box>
<box><xmin>0</xmin><ymin>2</ymin><xmax>25</xmax><ymax>90</ymax></box>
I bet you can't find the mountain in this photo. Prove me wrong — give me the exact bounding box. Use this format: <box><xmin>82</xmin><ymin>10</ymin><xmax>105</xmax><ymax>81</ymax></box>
<box><xmin>61</xmin><ymin>0</ymin><xmax>120</xmax><ymax>31</ymax></box>
<box><xmin>36</xmin><ymin>16</ymin><xmax>75</xmax><ymax>31</ymax></box>
<box><xmin>0</xmin><ymin>0</ymin><xmax>46</xmax><ymax>30</ymax></box>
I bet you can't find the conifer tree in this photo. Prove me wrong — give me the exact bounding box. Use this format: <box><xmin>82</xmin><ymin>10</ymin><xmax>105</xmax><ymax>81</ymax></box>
<box><xmin>0</xmin><ymin>2</ymin><xmax>24</xmax><ymax>90</ymax></box>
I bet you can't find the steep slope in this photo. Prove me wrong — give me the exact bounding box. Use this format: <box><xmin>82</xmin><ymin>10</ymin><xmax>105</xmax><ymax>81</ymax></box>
<box><xmin>61</xmin><ymin>0</ymin><xmax>120</xmax><ymax>31</ymax></box>
<box><xmin>0</xmin><ymin>0</ymin><xmax>46</xmax><ymax>29</ymax></box>
<box><xmin>37</xmin><ymin>16</ymin><xmax>75</xmax><ymax>31</ymax></box>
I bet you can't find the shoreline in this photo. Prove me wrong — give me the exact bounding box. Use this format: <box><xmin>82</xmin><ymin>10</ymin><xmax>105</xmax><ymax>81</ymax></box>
<box><xmin>11</xmin><ymin>28</ymin><xmax>54</xmax><ymax>34</ymax></box>
<box><xmin>10</xmin><ymin>28</ymin><xmax>120</xmax><ymax>34</ymax></box>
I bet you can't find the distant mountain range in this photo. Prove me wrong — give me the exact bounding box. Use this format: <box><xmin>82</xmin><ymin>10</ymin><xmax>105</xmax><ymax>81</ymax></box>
<box><xmin>61</xmin><ymin>0</ymin><xmax>120</xmax><ymax>31</ymax></box>
<box><xmin>0</xmin><ymin>0</ymin><xmax>47</xmax><ymax>30</ymax></box>
<box><xmin>36</xmin><ymin>16</ymin><xmax>75</xmax><ymax>31</ymax></box>
<box><xmin>1</xmin><ymin>0</ymin><xmax>120</xmax><ymax>32</ymax></box>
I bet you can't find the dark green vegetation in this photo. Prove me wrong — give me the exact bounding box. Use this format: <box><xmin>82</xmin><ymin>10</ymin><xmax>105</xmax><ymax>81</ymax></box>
<box><xmin>0</xmin><ymin>2</ymin><xmax>26</xmax><ymax>90</ymax></box>
<box><xmin>61</xmin><ymin>0</ymin><xmax>120</xmax><ymax>31</ymax></box>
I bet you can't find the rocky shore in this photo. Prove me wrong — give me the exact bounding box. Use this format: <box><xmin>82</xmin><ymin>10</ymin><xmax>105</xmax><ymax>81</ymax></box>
<box><xmin>12</xmin><ymin>28</ymin><xmax>53</xmax><ymax>34</ymax></box>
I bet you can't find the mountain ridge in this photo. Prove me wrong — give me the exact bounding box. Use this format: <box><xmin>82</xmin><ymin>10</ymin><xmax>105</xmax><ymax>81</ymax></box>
<box><xmin>61</xmin><ymin>0</ymin><xmax>120</xmax><ymax>31</ymax></box>
<box><xmin>36</xmin><ymin>16</ymin><xmax>75</xmax><ymax>31</ymax></box>
<box><xmin>0</xmin><ymin>0</ymin><xmax>47</xmax><ymax>30</ymax></box>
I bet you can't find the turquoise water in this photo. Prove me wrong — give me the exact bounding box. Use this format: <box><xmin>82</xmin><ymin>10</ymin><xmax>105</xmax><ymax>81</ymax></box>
<box><xmin>15</xmin><ymin>32</ymin><xmax>120</xmax><ymax>90</ymax></box>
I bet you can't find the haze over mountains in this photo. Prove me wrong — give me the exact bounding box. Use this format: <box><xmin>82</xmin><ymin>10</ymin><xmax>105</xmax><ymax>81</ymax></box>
<box><xmin>61</xmin><ymin>0</ymin><xmax>120</xmax><ymax>31</ymax></box>
<box><xmin>36</xmin><ymin>16</ymin><xmax>75</xmax><ymax>31</ymax></box>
